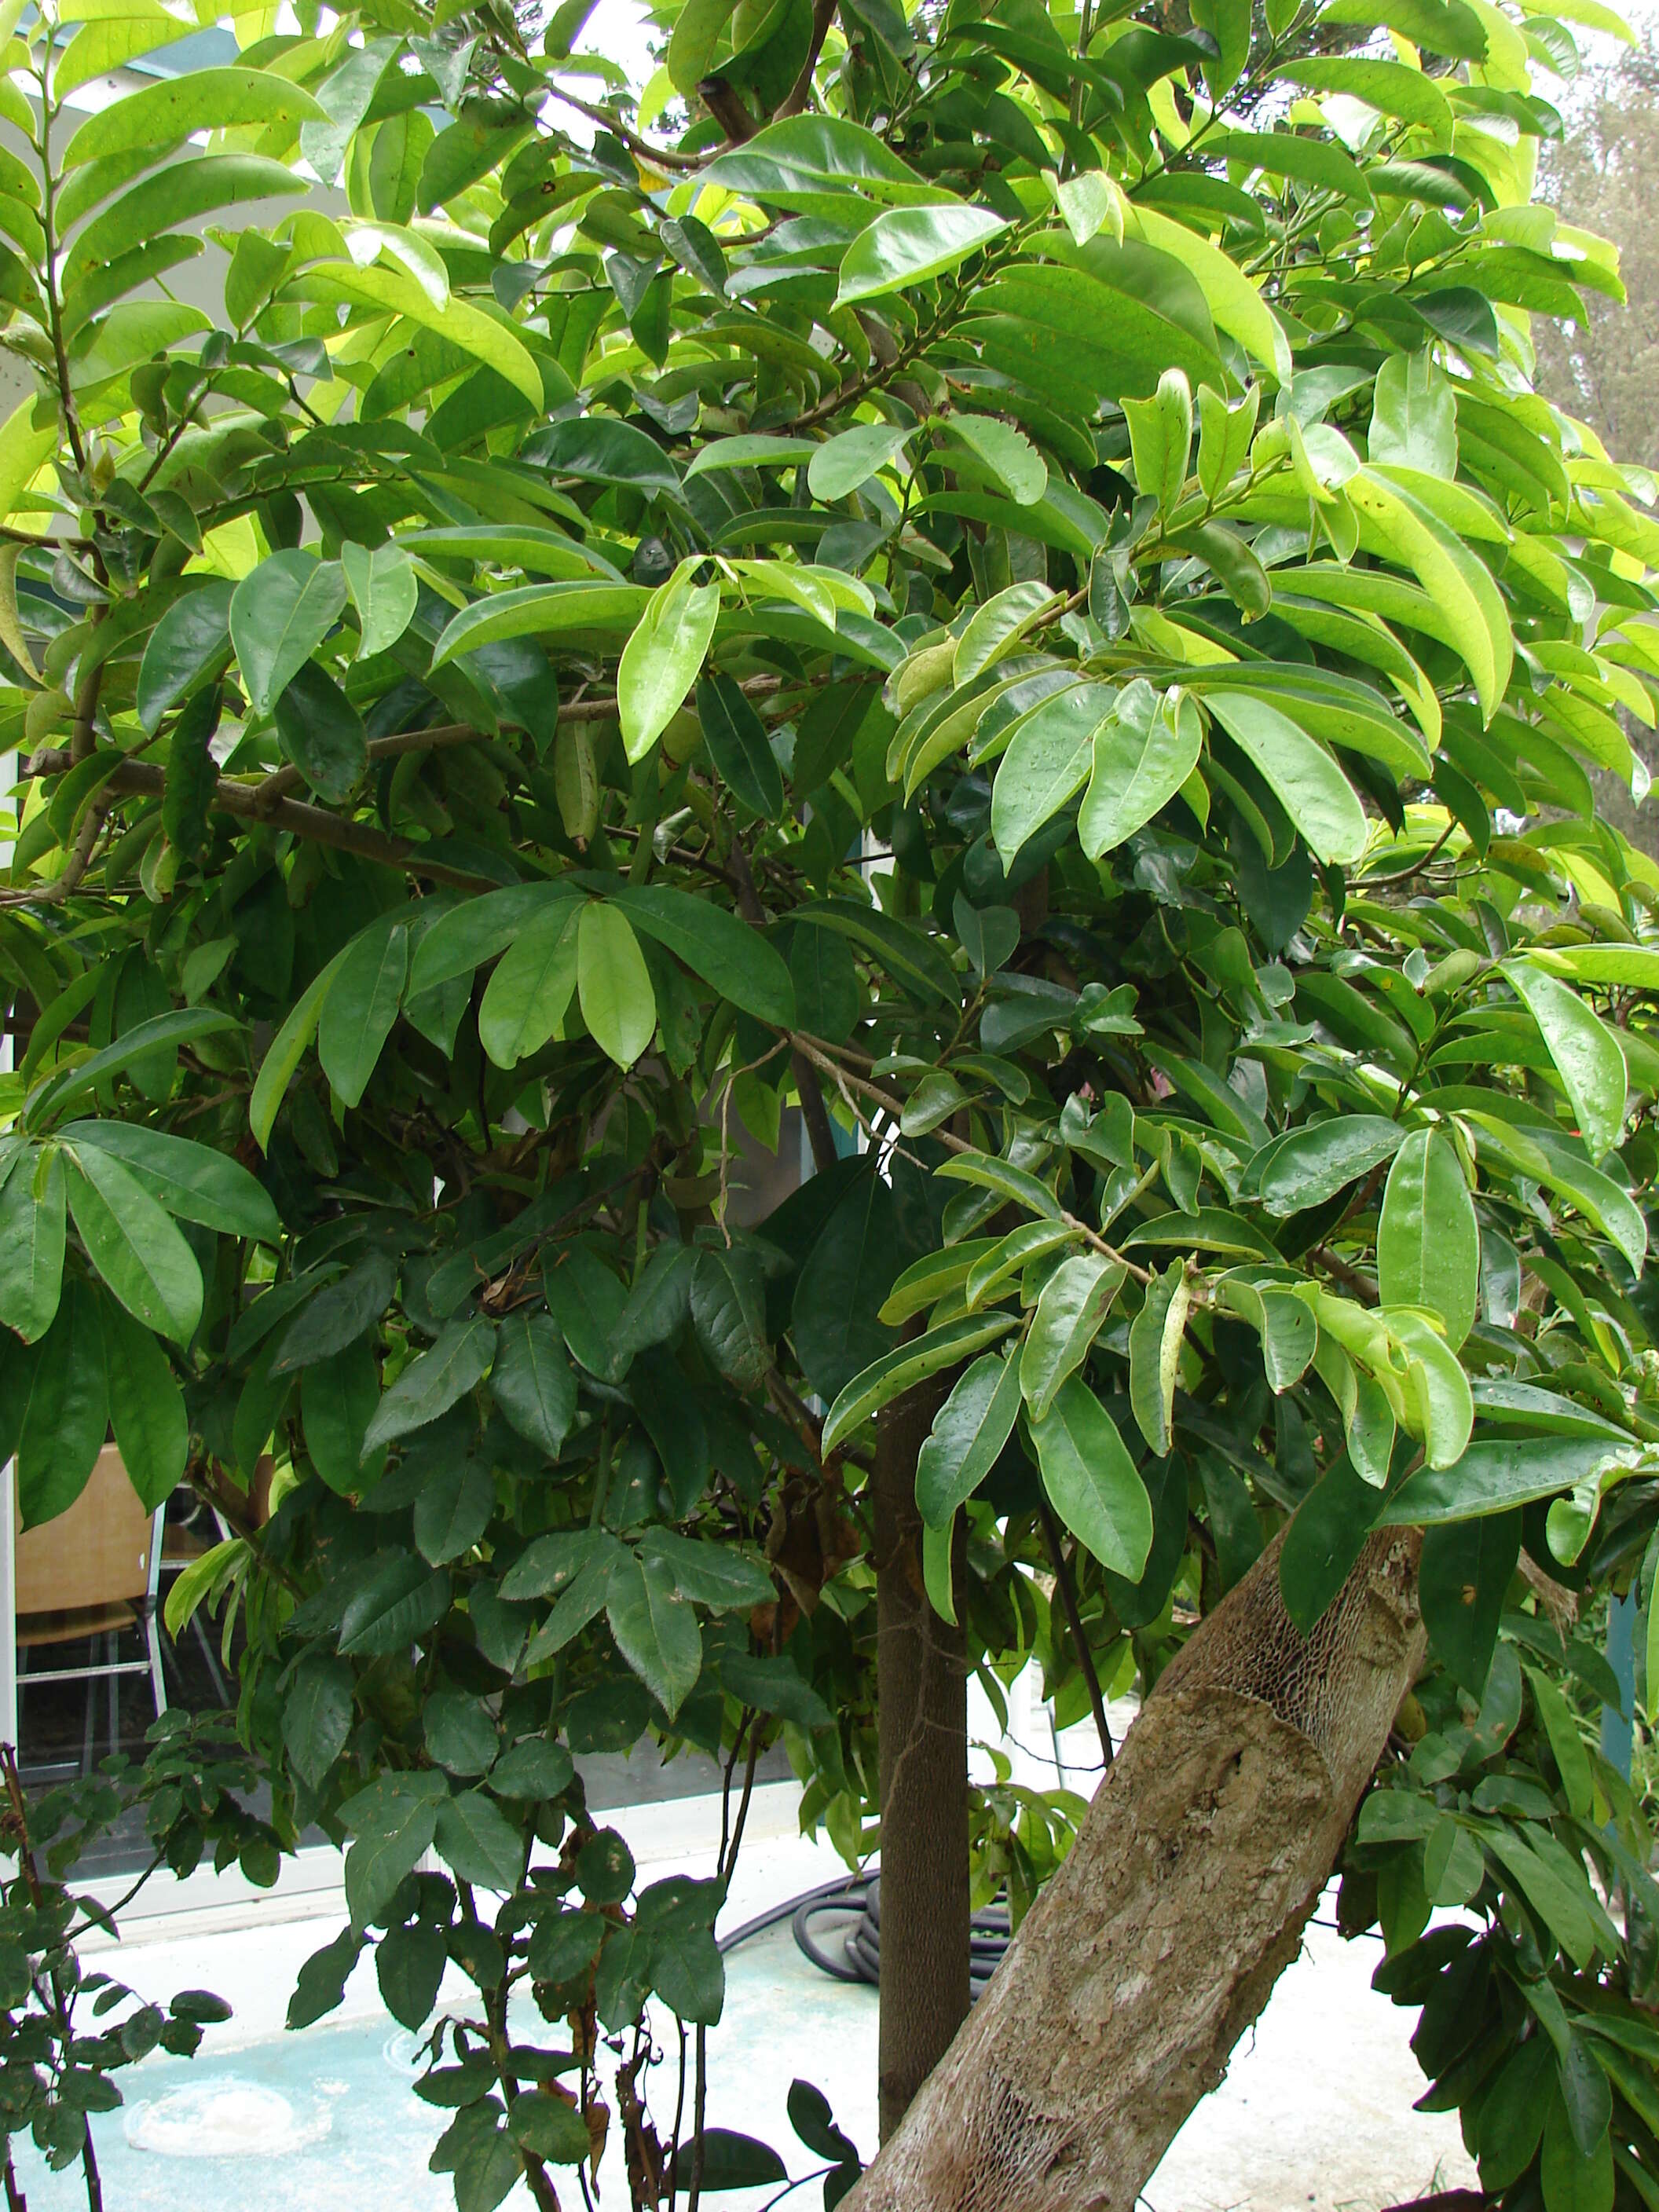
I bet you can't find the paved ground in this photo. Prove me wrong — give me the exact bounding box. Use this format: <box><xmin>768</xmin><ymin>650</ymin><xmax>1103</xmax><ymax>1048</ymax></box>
<box><xmin>24</xmin><ymin>1779</ymin><xmax>1478</xmax><ymax>2212</ymax></box>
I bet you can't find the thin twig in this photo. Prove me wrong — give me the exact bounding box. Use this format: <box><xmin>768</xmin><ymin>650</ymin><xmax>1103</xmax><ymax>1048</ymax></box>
<box><xmin>1035</xmin><ymin>1496</ymin><xmax>1113</xmax><ymax>1770</ymax></box>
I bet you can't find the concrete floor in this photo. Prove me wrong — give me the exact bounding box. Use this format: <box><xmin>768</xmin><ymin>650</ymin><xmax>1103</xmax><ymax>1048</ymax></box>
<box><xmin>18</xmin><ymin>1777</ymin><xmax>1478</xmax><ymax>2212</ymax></box>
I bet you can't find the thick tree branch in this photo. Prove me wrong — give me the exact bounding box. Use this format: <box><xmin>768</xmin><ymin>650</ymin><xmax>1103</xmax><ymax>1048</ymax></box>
<box><xmin>8</xmin><ymin>751</ymin><xmax>496</xmax><ymax>896</ymax></box>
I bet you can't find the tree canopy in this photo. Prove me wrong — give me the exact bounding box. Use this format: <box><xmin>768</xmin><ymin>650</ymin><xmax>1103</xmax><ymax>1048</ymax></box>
<box><xmin>5</xmin><ymin>0</ymin><xmax>1659</xmax><ymax>2202</ymax></box>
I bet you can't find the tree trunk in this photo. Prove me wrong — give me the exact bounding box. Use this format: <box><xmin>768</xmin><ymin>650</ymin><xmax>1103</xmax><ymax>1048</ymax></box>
<box><xmin>873</xmin><ymin>1371</ymin><xmax>969</xmax><ymax>2142</ymax></box>
<box><xmin>843</xmin><ymin>1525</ymin><xmax>1423</xmax><ymax>2211</ymax></box>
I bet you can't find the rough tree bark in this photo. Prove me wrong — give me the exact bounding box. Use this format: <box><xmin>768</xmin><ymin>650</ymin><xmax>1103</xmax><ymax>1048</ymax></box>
<box><xmin>873</xmin><ymin>1370</ymin><xmax>970</xmax><ymax>2143</ymax></box>
<box><xmin>842</xmin><ymin>1524</ymin><xmax>1424</xmax><ymax>2211</ymax></box>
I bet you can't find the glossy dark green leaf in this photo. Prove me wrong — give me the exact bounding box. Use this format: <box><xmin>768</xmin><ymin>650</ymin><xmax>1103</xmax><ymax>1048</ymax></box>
<box><xmin>697</xmin><ymin>673</ymin><xmax>785</xmax><ymax>819</ymax></box>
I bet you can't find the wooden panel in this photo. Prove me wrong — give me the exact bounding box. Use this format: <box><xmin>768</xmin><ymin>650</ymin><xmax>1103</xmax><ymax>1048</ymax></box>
<box><xmin>14</xmin><ymin>1446</ymin><xmax>152</xmax><ymax>1616</ymax></box>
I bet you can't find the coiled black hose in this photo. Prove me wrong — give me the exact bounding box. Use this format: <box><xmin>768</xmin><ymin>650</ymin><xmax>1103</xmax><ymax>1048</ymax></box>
<box><xmin>718</xmin><ymin>1873</ymin><xmax>1012</xmax><ymax>2000</ymax></box>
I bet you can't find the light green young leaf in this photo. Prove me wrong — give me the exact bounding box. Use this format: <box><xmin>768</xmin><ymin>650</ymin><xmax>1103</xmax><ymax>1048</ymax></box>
<box><xmin>478</xmin><ymin>905</ymin><xmax>580</xmax><ymax>1068</ymax></box>
<box><xmin>63</xmin><ymin>66</ymin><xmax>326</xmax><ymax>167</ymax></box>
<box><xmin>1369</xmin><ymin>352</ymin><xmax>1457</xmax><ymax>478</ymax></box>
<box><xmin>991</xmin><ymin>683</ymin><xmax>1115</xmax><ymax>864</ymax></box>
<box><xmin>942</xmin><ymin>414</ymin><xmax>1048</xmax><ymax>506</ymax></box>
<box><xmin>807</xmin><ymin>423</ymin><xmax>913</xmax><ymax>501</ymax></box>
<box><xmin>1129</xmin><ymin>1262</ymin><xmax>1191</xmax><ymax>1456</ymax></box>
<box><xmin>1377</xmin><ymin>1127</ymin><xmax>1479</xmax><ymax>1350</ymax></box>
<box><xmin>1079</xmin><ymin>682</ymin><xmax>1203</xmax><ymax>858</ymax></box>
<box><xmin>342</xmin><ymin>540</ymin><xmax>419</xmax><ymax>660</ymax></box>
<box><xmin>822</xmin><ymin>1312</ymin><xmax>1019</xmax><ymax>1455</ymax></box>
<box><xmin>577</xmin><ymin>903</ymin><xmax>656</xmax><ymax>1068</ymax></box>
<box><xmin>1202</xmin><ymin>689</ymin><xmax>1368</xmax><ymax>865</ymax></box>
<box><xmin>1123</xmin><ymin>368</ymin><xmax>1193</xmax><ymax>514</ymax></box>
<box><xmin>835</xmin><ymin>203</ymin><xmax>1008</xmax><ymax>306</ymax></box>
<box><xmin>954</xmin><ymin>580</ymin><xmax>1060</xmax><ymax>686</ymax></box>
<box><xmin>617</xmin><ymin>564</ymin><xmax>720</xmax><ymax>764</ymax></box>
<box><xmin>1505</xmin><ymin>961</ymin><xmax>1628</xmax><ymax>1162</ymax></box>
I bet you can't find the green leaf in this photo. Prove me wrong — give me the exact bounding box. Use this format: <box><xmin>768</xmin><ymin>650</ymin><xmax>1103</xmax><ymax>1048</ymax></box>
<box><xmin>376</xmin><ymin>1922</ymin><xmax>446</xmax><ymax>2034</ymax></box>
<box><xmin>64</xmin><ymin>1144</ymin><xmax>202</xmax><ymax>1344</ymax></box>
<box><xmin>229</xmin><ymin>551</ymin><xmax>347</xmax><ymax>720</ymax></box>
<box><xmin>339</xmin><ymin>538</ymin><xmax>419</xmax><ymax>659</ymax></box>
<box><xmin>954</xmin><ymin>580</ymin><xmax>1059</xmax><ymax>687</ymax></box>
<box><xmin>1279</xmin><ymin>1453</ymin><xmax>1382</xmax><ymax>1633</ymax></box>
<box><xmin>1505</xmin><ymin>961</ymin><xmax>1627</xmax><ymax>1161</ymax></box>
<box><xmin>943</xmin><ymin>413</ymin><xmax>1047</xmax><ymax>505</ymax></box>
<box><xmin>697</xmin><ymin>672</ymin><xmax>786</xmax><ymax>819</ymax></box>
<box><xmin>63</xmin><ymin>1123</ymin><xmax>277</xmax><ymax>1243</ymax></box>
<box><xmin>1379</xmin><ymin>1435</ymin><xmax>1617</xmax><ymax>1525</ymax></box>
<box><xmin>807</xmin><ymin>423</ymin><xmax>913</xmax><ymax>501</ymax></box>
<box><xmin>490</xmin><ymin>1309</ymin><xmax>577</xmax><ymax>1456</ymax></box>
<box><xmin>1124</xmin><ymin>367</ymin><xmax>1192</xmax><ymax>513</ymax></box>
<box><xmin>836</xmin><ymin>203</ymin><xmax>1008</xmax><ymax>306</ymax></box>
<box><xmin>431</xmin><ymin>582</ymin><xmax>652</xmax><ymax>668</ymax></box>
<box><xmin>821</xmin><ymin>1312</ymin><xmax>1019</xmax><ymax>1453</ymax></box>
<box><xmin>617</xmin><ymin>566</ymin><xmax>719</xmax><ymax>765</ymax></box>
<box><xmin>1245</xmin><ymin>1115</ymin><xmax>1404</xmax><ymax>1218</ymax></box>
<box><xmin>1525</xmin><ymin>1665</ymin><xmax>1595</xmax><ymax>1820</ymax></box>
<box><xmin>251</xmin><ymin>952</ymin><xmax>346</xmax><ymax>1152</ymax></box>
<box><xmin>1277</xmin><ymin>55</ymin><xmax>1454</xmax><ymax>135</ymax></box>
<box><xmin>1345</xmin><ymin>467</ymin><xmax>1511</xmax><ymax>721</ymax></box>
<box><xmin>1370</xmin><ymin>352</ymin><xmax>1457</xmax><ymax>477</ymax></box>
<box><xmin>362</xmin><ymin>1317</ymin><xmax>496</xmax><ymax>1455</ymax></box>
<box><xmin>1021</xmin><ymin>1254</ymin><xmax>1126</xmax><ymax>1420</ymax></box>
<box><xmin>635</xmin><ymin>1529</ymin><xmax>771</xmax><ymax>1612</ymax></box>
<box><xmin>136</xmin><ymin>579</ymin><xmax>234</xmax><ymax>733</ymax></box>
<box><xmin>690</xmin><ymin>1245</ymin><xmax>770</xmax><ymax>1394</ymax></box>
<box><xmin>273</xmin><ymin>660</ymin><xmax>368</xmax><ymax>805</ymax></box>
<box><xmin>1129</xmin><ymin>1261</ymin><xmax>1191</xmax><ymax>1456</ymax></box>
<box><xmin>434</xmin><ymin>1789</ymin><xmax>525</xmax><ymax>1892</ymax></box>
<box><xmin>101</xmin><ymin>1299</ymin><xmax>186</xmax><ymax>1510</ymax></box>
<box><xmin>1031</xmin><ymin>1376</ymin><xmax>1153</xmax><ymax>1577</ymax></box>
<box><xmin>613</xmin><ymin>884</ymin><xmax>796</xmax><ymax>1027</ymax></box>
<box><xmin>606</xmin><ymin>1554</ymin><xmax>702</xmax><ymax>1719</ymax></box>
<box><xmin>1419</xmin><ymin>1510</ymin><xmax>1519</xmax><ymax>1693</ymax></box>
<box><xmin>63</xmin><ymin>66</ymin><xmax>325</xmax><ymax>168</ymax></box>
<box><xmin>283</xmin><ymin>1654</ymin><xmax>355</xmax><ymax>1790</ymax></box>
<box><xmin>340</xmin><ymin>1773</ymin><xmax>447</xmax><ymax>1929</ymax></box>
<box><xmin>304</xmin><ymin>1341</ymin><xmax>383</xmax><ymax>1494</ymax></box>
<box><xmin>991</xmin><ymin>682</ymin><xmax>1113</xmax><ymax>863</ymax></box>
<box><xmin>1202</xmin><ymin>690</ymin><xmax>1368</xmax><ymax>866</ymax></box>
<box><xmin>916</xmin><ymin>1352</ymin><xmax>1024</xmax><ymax>1526</ymax></box>
<box><xmin>478</xmin><ymin>903</ymin><xmax>580</xmax><ymax>1068</ymax></box>
<box><xmin>697</xmin><ymin>2132</ymin><xmax>789</xmax><ymax>2192</ymax></box>
<box><xmin>413</xmin><ymin>1453</ymin><xmax>495</xmax><ymax>1567</ymax></box>
<box><xmin>317</xmin><ymin>920</ymin><xmax>408</xmax><ymax>1109</ymax></box>
<box><xmin>1079</xmin><ymin>680</ymin><xmax>1203</xmax><ymax>859</ymax></box>
<box><xmin>339</xmin><ymin>1556</ymin><xmax>452</xmax><ymax>1658</ymax></box>
<box><xmin>577</xmin><ymin>903</ymin><xmax>656</xmax><ymax>1068</ymax></box>
<box><xmin>28</xmin><ymin>1009</ymin><xmax>238</xmax><ymax>1131</ymax></box>
<box><xmin>1377</xmin><ymin>1127</ymin><xmax>1479</xmax><ymax>1351</ymax></box>
<box><xmin>791</xmin><ymin>1169</ymin><xmax>898</xmax><ymax>1402</ymax></box>
<box><xmin>0</xmin><ymin>1146</ymin><xmax>64</xmax><ymax>1342</ymax></box>
<box><xmin>14</xmin><ymin>1280</ymin><xmax>107</xmax><ymax>1529</ymax></box>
